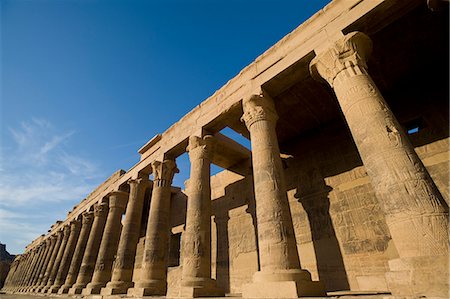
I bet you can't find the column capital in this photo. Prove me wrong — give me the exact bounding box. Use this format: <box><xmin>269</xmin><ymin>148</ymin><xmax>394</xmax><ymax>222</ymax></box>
<box><xmin>108</xmin><ymin>190</ymin><xmax>129</xmax><ymax>210</ymax></box>
<box><xmin>127</xmin><ymin>174</ymin><xmax>149</xmax><ymax>187</ymax></box>
<box><xmin>151</xmin><ymin>159</ymin><xmax>179</xmax><ymax>187</ymax></box>
<box><xmin>310</xmin><ymin>31</ymin><xmax>372</xmax><ymax>87</ymax></box>
<box><xmin>241</xmin><ymin>88</ymin><xmax>278</xmax><ymax>129</ymax></box>
<box><xmin>62</xmin><ymin>225</ymin><xmax>71</xmax><ymax>238</ymax></box>
<box><xmin>187</xmin><ymin>135</ymin><xmax>215</xmax><ymax>161</ymax></box>
<box><xmin>82</xmin><ymin>211</ymin><xmax>94</xmax><ymax>225</ymax></box>
<box><xmin>69</xmin><ymin>218</ymin><xmax>81</xmax><ymax>232</ymax></box>
<box><xmin>94</xmin><ymin>202</ymin><xmax>109</xmax><ymax>218</ymax></box>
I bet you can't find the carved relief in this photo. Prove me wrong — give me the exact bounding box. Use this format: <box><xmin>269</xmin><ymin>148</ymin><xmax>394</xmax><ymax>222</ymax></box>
<box><xmin>310</xmin><ymin>31</ymin><xmax>372</xmax><ymax>87</ymax></box>
<box><xmin>241</xmin><ymin>88</ymin><xmax>278</xmax><ymax>129</ymax></box>
<box><xmin>151</xmin><ymin>159</ymin><xmax>179</xmax><ymax>187</ymax></box>
<box><xmin>187</xmin><ymin>135</ymin><xmax>215</xmax><ymax>162</ymax></box>
<box><xmin>82</xmin><ymin>211</ymin><xmax>94</xmax><ymax>225</ymax></box>
<box><xmin>94</xmin><ymin>202</ymin><xmax>108</xmax><ymax>218</ymax></box>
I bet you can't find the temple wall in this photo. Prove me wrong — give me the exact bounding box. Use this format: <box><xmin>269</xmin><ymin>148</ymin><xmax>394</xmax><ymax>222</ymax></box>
<box><xmin>148</xmin><ymin>109</ymin><xmax>449</xmax><ymax>295</ymax></box>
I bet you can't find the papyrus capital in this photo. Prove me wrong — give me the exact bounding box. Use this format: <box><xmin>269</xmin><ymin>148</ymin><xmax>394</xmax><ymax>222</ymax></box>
<box><xmin>310</xmin><ymin>31</ymin><xmax>372</xmax><ymax>87</ymax></box>
<box><xmin>241</xmin><ymin>88</ymin><xmax>278</xmax><ymax>129</ymax></box>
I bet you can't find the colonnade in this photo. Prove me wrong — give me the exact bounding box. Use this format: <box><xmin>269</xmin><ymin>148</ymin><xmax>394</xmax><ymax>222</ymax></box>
<box><xmin>2</xmin><ymin>32</ymin><xmax>447</xmax><ymax>298</ymax></box>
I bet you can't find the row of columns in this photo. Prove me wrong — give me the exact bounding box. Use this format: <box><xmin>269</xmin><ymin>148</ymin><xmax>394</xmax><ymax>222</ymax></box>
<box><xmin>2</xmin><ymin>31</ymin><xmax>447</xmax><ymax>298</ymax></box>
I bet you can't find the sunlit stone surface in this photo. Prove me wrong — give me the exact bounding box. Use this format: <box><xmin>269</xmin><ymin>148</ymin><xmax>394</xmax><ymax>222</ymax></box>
<box><xmin>2</xmin><ymin>0</ymin><xmax>448</xmax><ymax>298</ymax></box>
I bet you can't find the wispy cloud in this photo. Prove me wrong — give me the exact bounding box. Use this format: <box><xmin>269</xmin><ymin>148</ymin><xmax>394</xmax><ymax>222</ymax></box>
<box><xmin>0</xmin><ymin>118</ymin><xmax>105</xmax><ymax>253</ymax></box>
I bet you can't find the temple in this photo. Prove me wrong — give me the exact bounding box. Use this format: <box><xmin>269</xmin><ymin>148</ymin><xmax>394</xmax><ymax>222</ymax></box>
<box><xmin>2</xmin><ymin>0</ymin><xmax>448</xmax><ymax>298</ymax></box>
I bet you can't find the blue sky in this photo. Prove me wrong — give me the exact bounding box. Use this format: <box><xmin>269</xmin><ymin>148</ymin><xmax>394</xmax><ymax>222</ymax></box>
<box><xmin>0</xmin><ymin>0</ymin><xmax>330</xmax><ymax>254</ymax></box>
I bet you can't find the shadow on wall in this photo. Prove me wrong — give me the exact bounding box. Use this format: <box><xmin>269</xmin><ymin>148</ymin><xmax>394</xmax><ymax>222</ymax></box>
<box><xmin>294</xmin><ymin>168</ymin><xmax>349</xmax><ymax>291</ymax></box>
<box><xmin>211</xmin><ymin>175</ymin><xmax>258</xmax><ymax>294</ymax></box>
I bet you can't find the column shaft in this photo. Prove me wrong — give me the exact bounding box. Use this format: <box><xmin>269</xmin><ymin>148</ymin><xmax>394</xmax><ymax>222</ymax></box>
<box><xmin>104</xmin><ymin>176</ymin><xmax>149</xmax><ymax>295</ymax></box>
<box><xmin>241</xmin><ymin>89</ymin><xmax>325</xmax><ymax>298</ymax></box>
<box><xmin>129</xmin><ymin>161</ymin><xmax>178</xmax><ymax>297</ymax></box>
<box><xmin>310</xmin><ymin>31</ymin><xmax>448</xmax><ymax>297</ymax></box>
<box><xmin>180</xmin><ymin>136</ymin><xmax>224</xmax><ymax>298</ymax></box>
<box><xmin>58</xmin><ymin>211</ymin><xmax>94</xmax><ymax>294</ymax></box>
<box><xmin>83</xmin><ymin>191</ymin><xmax>128</xmax><ymax>295</ymax></box>
<box><xmin>33</xmin><ymin>235</ymin><xmax>57</xmax><ymax>292</ymax></box>
<box><xmin>43</xmin><ymin>225</ymin><xmax>71</xmax><ymax>293</ymax></box>
<box><xmin>68</xmin><ymin>202</ymin><xmax>108</xmax><ymax>294</ymax></box>
<box><xmin>30</xmin><ymin>240</ymin><xmax>51</xmax><ymax>290</ymax></box>
<box><xmin>25</xmin><ymin>244</ymin><xmax>46</xmax><ymax>290</ymax></box>
<box><xmin>49</xmin><ymin>219</ymin><xmax>81</xmax><ymax>293</ymax></box>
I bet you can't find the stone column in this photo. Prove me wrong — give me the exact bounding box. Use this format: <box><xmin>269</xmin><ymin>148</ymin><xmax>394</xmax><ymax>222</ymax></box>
<box><xmin>19</xmin><ymin>249</ymin><xmax>38</xmax><ymax>291</ymax></box>
<box><xmin>179</xmin><ymin>136</ymin><xmax>224</xmax><ymax>298</ymax></box>
<box><xmin>58</xmin><ymin>211</ymin><xmax>94</xmax><ymax>294</ymax></box>
<box><xmin>16</xmin><ymin>254</ymin><xmax>31</xmax><ymax>291</ymax></box>
<box><xmin>32</xmin><ymin>235</ymin><xmax>56</xmax><ymax>292</ymax></box>
<box><xmin>240</xmin><ymin>89</ymin><xmax>325</xmax><ymax>298</ymax></box>
<box><xmin>49</xmin><ymin>219</ymin><xmax>81</xmax><ymax>293</ymax></box>
<box><xmin>128</xmin><ymin>161</ymin><xmax>178</xmax><ymax>297</ymax></box>
<box><xmin>68</xmin><ymin>202</ymin><xmax>108</xmax><ymax>294</ymax></box>
<box><xmin>43</xmin><ymin>225</ymin><xmax>71</xmax><ymax>293</ymax></box>
<box><xmin>103</xmin><ymin>175</ymin><xmax>149</xmax><ymax>295</ymax></box>
<box><xmin>21</xmin><ymin>245</ymin><xmax>41</xmax><ymax>291</ymax></box>
<box><xmin>83</xmin><ymin>191</ymin><xmax>128</xmax><ymax>295</ymax></box>
<box><xmin>25</xmin><ymin>243</ymin><xmax>46</xmax><ymax>291</ymax></box>
<box><xmin>310</xmin><ymin>31</ymin><xmax>449</xmax><ymax>298</ymax></box>
<box><xmin>29</xmin><ymin>239</ymin><xmax>52</xmax><ymax>291</ymax></box>
<box><xmin>36</xmin><ymin>231</ymin><xmax>63</xmax><ymax>292</ymax></box>
<box><xmin>10</xmin><ymin>256</ymin><xmax>25</xmax><ymax>291</ymax></box>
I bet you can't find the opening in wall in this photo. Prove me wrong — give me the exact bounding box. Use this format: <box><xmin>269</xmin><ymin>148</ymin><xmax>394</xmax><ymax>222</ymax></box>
<box><xmin>403</xmin><ymin>117</ymin><xmax>425</xmax><ymax>135</ymax></box>
<box><xmin>168</xmin><ymin>232</ymin><xmax>181</xmax><ymax>267</ymax></box>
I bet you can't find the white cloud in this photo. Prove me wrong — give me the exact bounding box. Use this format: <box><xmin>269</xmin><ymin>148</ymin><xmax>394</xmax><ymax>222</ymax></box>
<box><xmin>0</xmin><ymin>118</ymin><xmax>106</xmax><ymax>253</ymax></box>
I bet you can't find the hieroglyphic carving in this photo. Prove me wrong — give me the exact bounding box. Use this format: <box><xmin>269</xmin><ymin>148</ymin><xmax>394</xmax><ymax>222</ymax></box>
<box><xmin>310</xmin><ymin>31</ymin><xmax>448</xmax><ymax>259</ymax></box>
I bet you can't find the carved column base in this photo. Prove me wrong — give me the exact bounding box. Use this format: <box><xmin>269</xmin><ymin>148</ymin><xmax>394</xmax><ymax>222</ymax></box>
<box><xmin>39</xmin><ymin>285</ymin><xmax>51</xmax><ymax>293</ymax></box>
<box><xmin>82</xmin><ymin>282</ymin><xmax>106</xmax><ymax>295</ymax></box>
<box><xmin>242</xmin><ymin>269</ymin><xmax>326</xmax><ymax>298</ymax></box>
<box><xmin>180</xmin><ymin>277</ymin><xmax>224</xmax><ymax>298</ymax></box>
<box><xmin>67</xmin><ymin>283</ymin><xmax>87</xmax><ymax>295</ymax></box>
<box><xmin>32</xmin><ymin>285</ymin><xmax>44</xmax><ymax>293</ymax></box>
<box><xmin>101</xmin><ymin>280</ymin><xmax>134</xmax><ymax>295</ymax></box>
<box><xmin>128</xmin><ymin>280</ymin><xmax>167</xmax><ymax>296</ymax></box>
<box><xmin>385</xmin><ymin>255</ymin><xmax>449</xmax><ymax>298</ymax></box>
<box><xmin>47</xmin><ymin>284</ymin><xmax>63</xmax><ymax>293</ymax></box>
<box><xmin>57</xmin><ymin>284</ymin><xmax>72</xmax><ymax>294</ymax></box>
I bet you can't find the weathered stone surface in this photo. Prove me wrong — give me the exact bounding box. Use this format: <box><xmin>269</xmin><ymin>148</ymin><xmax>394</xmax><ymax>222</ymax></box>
<box><xmin>103</xmin><ymin>176</ymin><xmax>148</xmax><ymax>295</ymax></box>
<box><xmin>2</xmin><ymin>1</ymin><xmax>449</xmax><ymax>298</ymax></box>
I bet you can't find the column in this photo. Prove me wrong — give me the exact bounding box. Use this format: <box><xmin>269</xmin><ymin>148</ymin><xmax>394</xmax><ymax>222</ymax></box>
<box><xmin>17</xmin><ymin>254</ymin><xmax>31</xmax><ymax>291</ymax></box>
<box><xmin>32</xmin><ymin>235</ymin><xmax>57</xmax><ymax>292</ymax></box>
<box><xmin>29</xmin><ymin>239</ymin><xmax>51</xmax><ymax>291</ymax></box>
<box><xmin>35</xmin><ymin>231</ymin><xmax>61</xmax><ymax>292</ymax></box>
<box><xmin>43</xmin><ymin>225</ymin><xmax>71</xmax><ymax>293</ymax></box>
<box><xmin>83</xmin><ymin>191</ymin><xmax>128</xmax><ymax>294</ymax></box>
<box><xmin>24</xmin><ymin>243</ymin><xmax>46</xmax><ymax>291</ymax></box>
<box><xmin>180</xmin><ymin>136</ymin><xmax>224</xmax><ymax>298</ymax></box>
<box><xmin>310</xmin><ymin>31</ymin><xmax>448</xmax><ymax>297</ymax></box>
<box><xmin>18</xmin><ymin>250</ymin><xmax>36</xmax><ymax>291</ymax></box>
<box><xmin>20</xmin><ymin>245</ymin><xmax>41</xmax><ymax>291</ymax></box>
<box><xmin>240</xmin><ymin>89</ymin><xmax>325</xmax><ymax>298</ymax></box>
<box><xmin>49</xmin><ymin>219</ymin><xmax>81</xmax><ymax>293</ymax></box>
<box><xmin>68</xmin><ymin>202</ymin><xmax>108</xmax><ymax>294</ymax></box>
<box><xmin>14</xmin><ymin>255</ymin><xmax>30</xmax><ymax>291</ymax></box>
<box><xmin>128</xmin><ymin>161</ymin><xmax>178</xmax><ymax>297</ymax></box>
<box><xmin>103</xmin><ymin>175</ymin><xmax>149</xmax><ymax>295</ymax></box>
<box><xmin>58</xmin><ymin>211</ymin><xmax>94</xmax><ymax>294</ymax></box>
